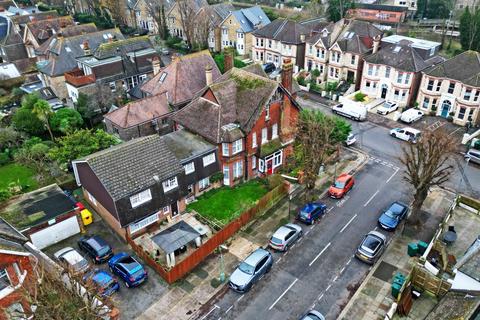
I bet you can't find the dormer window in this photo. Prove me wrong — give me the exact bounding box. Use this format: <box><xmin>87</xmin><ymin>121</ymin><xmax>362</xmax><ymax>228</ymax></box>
<box><xmin>162</xmin><ymin>177</ymin><xmax>178</xmax><ymax>193</ymax></box>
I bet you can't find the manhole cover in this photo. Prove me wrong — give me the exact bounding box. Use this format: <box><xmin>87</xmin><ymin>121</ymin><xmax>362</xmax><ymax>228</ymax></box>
<box><xmin>373</xmin><ymin>261</ymin><xmax>397</xmax><ymax>282</ymax></box>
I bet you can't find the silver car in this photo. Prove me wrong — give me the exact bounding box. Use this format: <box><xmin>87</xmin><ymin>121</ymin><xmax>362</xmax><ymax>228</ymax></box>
<box><xmin>355</xmin><ymin>231</ymin><xmax>386</xmax><ymax>265</ymax></box>
<box><xmin>229</xmin><ymin>248</ymin><xmax>273</xmax><ymax>293</ymax></box>
<box><xmin>465</xmin><ymin>149</ymin><xmax>480</xmax><ymax>165</ymax></box>
<box><xmin>269</xmin><ymin>223</ymin><xmax>302</xmax><ymax>251</ymax></box>
<box><xmin>300</xmin><ymin>310</ymin><xmax>325</xmax><ymax>320</ymax></box>
<box><xmin>345</xmin><ymin>133</ymin><xmax>357</xmax><ymax>146</ymax></box>
<box><xmin>54</xmin><ymin>247</ymin><xmax>90</xmax><ymax>274</ymax></box>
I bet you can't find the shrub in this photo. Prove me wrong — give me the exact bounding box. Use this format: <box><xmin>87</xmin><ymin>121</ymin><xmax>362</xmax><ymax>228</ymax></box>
<box><xmin>354</xmin><ymin>92</ymin><xmax>366</xmax><ymax>102</ymax></box>
<box><xmin>297</xmin><ymin>76</ymin><xmax>306</xmax><ymax>86</ymax></box>
<box><xmin>0</xmin><ymin>189</ymin><xmax>11</xmax><ymax>202</ymax></box>
<box><xmin>311</xmin><ymin>69</ymin><xmax>321</xmax><ymax>78</ymax></box>
<box><xmin>210</xmin><ymin>172</ymin><xmax>223</xmax><ymax>183</ymax></box>
<box><xmin>267</xmin><ymin>174</ymin><xmax>284</xmax><ymax>190</ymax></box>
<box><xmin>0</xmin><ymin>152</ymin><xmax>10</xmax><ymax>165</ymax></box>
<box><xmin>431</xmin><ymin>105</ymin><xmax>437</xmax><ymax>112</ymax></box>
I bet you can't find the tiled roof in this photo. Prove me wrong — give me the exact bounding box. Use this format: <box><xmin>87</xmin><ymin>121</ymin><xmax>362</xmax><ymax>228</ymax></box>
<box><xmin>80</xmin><ymin>135</ymin><xmax>184</xmax><ymax>200</ymax></box>
<box><xmin>93</xmin><ymin>35</ymin><xmax>151</xmax><ymax>59</ymax></box>
<box><xmin>35</xmin><ymin>23</ymin><xmax>98</xmax><ymax>56</ymax></box>
<box><xmin>0</xmin><ymin>16</ymin><xmax>28</xmax><ymax>61</ymax></box>
<box><xmin>230</xmin><ymin>6</ymin><xmax>270</xmax><ymax>33</ymax></box>
<box><xmin>335</xmin><ymin>20</ymin><xmax>383</xmax><ymax>54</ymax></box>
<box><xmin>162</xmin><ymin>129</ymin><xmax>216</xmax><ymax>161</ymax></box>
<box><xmin>36</xmin><ymin>28</ymin><xmax>125</xmax><ymax>76</ymax></box>
<box><xmin>0</xmin><ymin>218</ymin><xmax>28</xmax><ymax>253</ymax></box>
<box><xmin>364</xmin><ymin>42</ymin><xmax>444</xmax><ymax>72</ymax></box>
<box><xmin>424</xmin><ymin>51</ymin><xmax>480</xmax><ymax>87</ymax></box>
<box><xmin>353</xmin><ymin>3</ymin><xmax>409</xmax><ymax>11</ymax></box>
<box><xmin>26</xmin><ymin>16</ymin><xmax>74</xmax><ymax>44</ymax></box>
<box><xmin>141</xmin><ymin>50</ymin><xmax>221</xmax><ymax>106</ymax></box>
<box><xmin>306</xmin><ymin>19</ymin><xmax>344</xmax><ymax>48</ymax></box>
<box><xmin>173</xmin><ymin>67</ymin><xmax>278</xmax><ymax>144</ymax></box>
<box><xmin>9</xmin><ymin>10</ymin><xmax>59</xmax><ymax>27</ymax></box>
<box><xmin>252</xmin><ymin>18</ymin><xmax>311</xmax><ymax>44</ymax></box>
<box><xmin>104</xmin><ymin>93</ymin><xmax>171</xmax><ymax>128</ymax></box>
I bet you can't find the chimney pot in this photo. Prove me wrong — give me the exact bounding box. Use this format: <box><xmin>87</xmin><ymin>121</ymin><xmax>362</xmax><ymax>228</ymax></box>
<box><xmin>281</xmin><ymin>58</ymin><xmax>293</xmax><ymax>93</ymax></box>
<box><xmin>372</xmin><ymin>35</ymin><xmax>381</xmax><ymax>54</ymax></box>
<box><xmin>300</xmin><ymin>34</ymin><xmax>305</xmax><ymax>42</ymax></box>
<box><xmin>205</xmin><ymin>64</ymin><xmax>213</xmax><ymax>86</ymax></box>
<box><xmin>152</xmin><ymin>56</ymin><xmax>161</xmax><ymax>76</ymax></box>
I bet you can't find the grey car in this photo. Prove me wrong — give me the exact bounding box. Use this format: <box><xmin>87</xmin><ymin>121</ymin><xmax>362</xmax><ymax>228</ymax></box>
<box><xmin>269</xmin><ymin>223</ymin><xmax>302</xmax><ymax>251</ymax></box>
<box><xmin>229</xmin><ymin>248</ymin><xmax>273</xmax><ymax>293</ymax></box>
<box><xmin>54</xmin><ymin>247</ymin><xmax>90</xmax><ymax>274</ymax></box>
<box><xmin>355</xmin><ymin>231</ymin><xmax>386</xmax><ymax>265</ymax></box>
<box><xmin>300</xmin><ymin>310</ymin><xmax>325</xmax><ymax>320</ymax></box>
<box><xmin>465</xmin><ymin>149</ymin><xmax>480</xmax><ymax>165</ymax></box>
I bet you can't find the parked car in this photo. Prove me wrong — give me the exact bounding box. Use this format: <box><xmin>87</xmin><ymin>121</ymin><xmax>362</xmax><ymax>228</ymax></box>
<box><xmin>345</xmin><ymin>133</ymin><xmax>357</xmax><ymax>146</ymax></box>
<box><xmin>465</xmin><ymin>148</ymin><xmax>480</xmax><ymax>165</ymax></box>
<box><xmin>54</xmin><ymin>247</ymin><xmax>90</xmax><ymax>274</ymax></box>
<box><xmin>297</xmin><ymin>202</ymin><xmax>327</xmax><ymax>225</ymax></box>
<box><xmin>299</xmin><ymin>310</ymin><xmax>326</xmax><ymax>320</ymax></box>
<box><xmin>269</xmin><ymin>223</ymin><xmax>302</xmax><ymax>251</ymax></box>
<box><xmin>378</xmin><ymin>202</ymin><xmax>409</xmax><ymax>230</ymax></box>
<box><xmin>269</xmin><ymin>68</ymin><xmax>282</xmax><ymax>80</ymax></box>
<box><xmin>108</xmin><ymin>252</ymin><xmax>148</xmax><ymax>288</ymax></box>
<box><xmin>328</xmin><ymin>173</ymin><xmax>355</xmax><ymax>199</ymax></box>
<box><xmin>160</xmin><ymin>47</ymin><xmax>169</xmax><ymax>55</ymax></box>
<box><xmin>78</xmin><ymin>235</ymin><xmax>113</xmax><ymax>263</ymax></box>
<box><xmin>83</xmin><ymin>269</ymin><xmax>120</xmax><ymax>297</ymax></box>
<box><xmin>332</xmin><ymin>103</ymin><xmax>367</xmax><ymax>121</ymax></box>
<box><xmin>377</xmin><ymin>101</ymin><xmax>398</xmax><ymax>115</ymax></box>
<box><xmin>355</xmin><ymin>231</ymin><xmax>386</xmax><ymax>264</ymax></box>
<box><xmin>400</xmin><ymin>109</ymin><xmax>424</xmax><ymax>123</ymax></box>
<box><xmin>262</xmin><ymin>62</ymin><xmax>276</xmax><ymax>74</ymax></box>
<box><xmin>229</xmin><ymin>248</ymin><xmax>273</xmax><ymax>293</ymax></box>
<box><xmin>390</xmin><ymin>127</ymin><xmax>421</xmax><ymax>143</ymax></box>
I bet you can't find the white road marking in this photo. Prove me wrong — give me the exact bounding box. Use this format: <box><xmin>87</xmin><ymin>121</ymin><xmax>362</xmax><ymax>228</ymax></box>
<box><xmin>375</xmin><ymin>159</ymin><xmax>381</xmax><ymax>163</ymax></box>
<box><xmin>317</xmin><ymin>293</ymin><xmax>324</xmax><ymax>301</ymax></box>
<box><xmin>327</xmin><ymin>207</ymin><xmax>333</xmax><ymax>213</ymax></box>
<box><xmin>268</xmin><ymin>278</ymin><xmax>298</xmax><ymax>310</ymax></box>
<box><xmin>217</xmin><ymin>317</ymin><xmax>221</xmax><ymax>320</ymax></box>
<box><xmin>339</xmin><ymin>266</ymin><xmax>346</xmax><ymax>274</ymax></box>
<box><xmin>225</xmin><ymin>306</ymin><xmax>233</xmax><ymax>314</ymax></box>
<box><xmin>277</xmin><ymin>257</ymin><xmax>282</xmax><ymax>263</ymax></box>
<box><xmin>305</xmin><ymin>230</ymin><xmax>310</xmax><ymax>236</ymax></box>
<box><xmin>309</xmin><ymin>242</ymin><xmax>332</xmax><ymax>266</ymax></box>
<box><xmin>346</xmin><ymin>258</ymin><xmax>352</xmax><ymax>265</ymax></box>
<box><xmin>325</xmin><ymin>284</ymin><xmax>332</xmax><ymax>292</ymax></box>
<box><xmin>333</xmin><ymin>275</ymin><xmax>339</xmax><ymax>282</ymax></box>
<box><xmin>311</xmin><ymin>303</ymin><xmax>316</xmax><ymax>309</ymax></box>
<box><xmin>200</xmin><ymin>305</ymin><xmax>220</xmax><ymax>320</ymax></box>
<box><xmin>340</xmin><ymin>214</ymin><xmax>357</xmax><ymax>233</ymax></box>
<box><xmin>364</xmin><ymin>190</ymin><xmax>379</xmax><ymax>207</ymax></box>
<box><xmin>374</xmin><ymin>226</ymin><xmax>378</xmax><ymax>231</ymax></box>
<box><xmin>386</xmin><ymin>167</ymin><xmax>400</xmax><ymax>183</ymax></box>
<box><xmin>237</xmin><ymin>295</ymin><xmax>244</xmax><ymax>303</ymax></box>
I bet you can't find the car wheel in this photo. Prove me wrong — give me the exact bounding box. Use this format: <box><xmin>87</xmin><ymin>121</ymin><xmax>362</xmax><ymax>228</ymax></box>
<box><xmin>125</xmin><ymin>281</ymin><xmax>130</xmax><ymax>288</ymax></box>
<box><xmin>310</xmin><ymin>218</ymin><xmax>315</xmax><ymax>225</ymax></box>
<box><xmin>284</xmin><ymin>244</ymin><xmax>289</xmax><ymax>252</ymax></box>
<box><xmin>266</xmin><ymin>263</ymin><xmax>272</xmax><ymax>273</ymax></box>
<box><xmin>299</xmin><ymin>231</ymin><xmax>303</xmax><ymax>238</ymax></box>
<box><xmin>391</xmin><ymin>133</ymin><xmax>396</xmax><ymax>138</ymax></box>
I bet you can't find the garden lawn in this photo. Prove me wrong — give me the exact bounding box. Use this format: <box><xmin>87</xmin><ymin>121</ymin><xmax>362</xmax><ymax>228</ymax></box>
<box><xmin>0</xmin><ymin>163</ymin><xmax>38</xmax><ymax>191</ymax></box>
<box><xmin>188</xmin><ymin>180</ymin><xmax>268</xmax><ymax>225</ymax></box>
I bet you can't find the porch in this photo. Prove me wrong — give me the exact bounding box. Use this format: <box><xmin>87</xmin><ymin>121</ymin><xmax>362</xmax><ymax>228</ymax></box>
<box><xmin>259</xmin><ymin>139</ymin><xmax>284</xmax><ymax>175</ymax></box>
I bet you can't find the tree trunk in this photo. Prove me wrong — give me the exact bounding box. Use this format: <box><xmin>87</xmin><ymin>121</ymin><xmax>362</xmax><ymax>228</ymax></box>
<box><xmin>46</xmin><ymin>121</ymin><xmax>55</xmax><ymax>142</ymax></box>
<box><xmin>408</xmin><ymin>187</ymin><xmax>429</xmax><ymax>225</ymax></box>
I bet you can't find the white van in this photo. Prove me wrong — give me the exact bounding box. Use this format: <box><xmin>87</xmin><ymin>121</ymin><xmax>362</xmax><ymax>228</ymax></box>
<box><xmin>390</xmin><ymin>127</ymin><xmax>421</xmax><ymax>143</ymax></box>
<box><xmin>400</xmin><ymin>109</ymin><xmax>424</xmax><ymax>123</ymax></box>
<box><xmin>332</xmin><ymin>103</ymin><xmax>367</xmax><ymax>121</ymax></box>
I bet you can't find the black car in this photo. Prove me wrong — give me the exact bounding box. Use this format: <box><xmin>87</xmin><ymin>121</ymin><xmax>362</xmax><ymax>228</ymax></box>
<box><xmin>78</xmin><ymin>235</ymin><xmax>113</xmax><ymax>263</ymax></box>
<box><xmin>262</xmin><ymin>62</ymin><xmax>276</xmax><ymax>74</ymax></box>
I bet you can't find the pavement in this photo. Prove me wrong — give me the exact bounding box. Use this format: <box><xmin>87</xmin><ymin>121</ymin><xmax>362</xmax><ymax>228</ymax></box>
<box><xmin>338</xmin><ymin>188</ymin><xmax>456</xmax><ymax>320</ymax></box>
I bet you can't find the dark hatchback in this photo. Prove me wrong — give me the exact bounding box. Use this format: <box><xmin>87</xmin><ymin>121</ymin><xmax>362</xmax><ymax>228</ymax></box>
<box><xmin>378</xmin><ymin>202</ymin><xmax>409</xmax><ymax>230</ymax></box>
<box><xmin>78</xmin><ymin>235</ymin><xmax>113</xmax><ymax>263</ymax></box>
<box><xmin>297</xmin><ymin>202</ymin><xmax>327</xmax><ymax>225</ymax></box>
<box><xmin>108</xmin><ymin>252</ymin><xmax>148</xmax><ymax>288</ymax></box>
<box><xmin>83</xmin><ymin>269</ymin><xmax>120</xmax><ymax>297</ymax></box>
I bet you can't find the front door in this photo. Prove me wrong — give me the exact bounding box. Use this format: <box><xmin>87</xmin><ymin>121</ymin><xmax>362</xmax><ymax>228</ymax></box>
<box><xmin>266</xmin><ymin>159</ymin><xmax>273</xmax><ymax>175</ymax></box>
<box><xmin>440</xmin><ymin>101</ymin><xmax>451</xmax><ymax>118</ymax></box>
<box><xmin>171</xmin><ymin>201</ymin><xmax>179</xmax><ymax>217</ymax></box>
<box><xmin>347</xmin><ymin>70</ymin><xmax>355</xmax><ymax>83</ymax></box>
<box><xmin>381</xmin><ymin>86</ymin><xmax>387</xmax><ymax>99</ymax></box>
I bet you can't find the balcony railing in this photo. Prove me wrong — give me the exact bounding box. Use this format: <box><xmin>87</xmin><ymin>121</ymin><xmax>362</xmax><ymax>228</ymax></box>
<box><xmin>64</xmin><ymin>68</ymin><xmax>96</xmax><ymax>87</ymax></box>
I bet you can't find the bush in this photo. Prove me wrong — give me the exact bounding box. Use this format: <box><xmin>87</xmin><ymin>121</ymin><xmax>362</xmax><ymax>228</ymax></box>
<box><xmin>166</xmin><ymin>36</ymin><xmax>183</xmax><ymax>47</ymax></box>
<box><xmin>0</xmin><ymin>152</ymin><xmax>10</xmax><ymax>165</ymax></box>
<box><xmin>311</xmin><ymin>69</ymin><xmax>321</xmax><ymax>78</ymax></box>
<box><xmin>297</xmin><ymin>76</ymin><xmax>306</xmax><ymax>86</ymax></box>
<box><xmin>0</xmin><ymin>189</ymin><xmax>11</xmax><ymax>202</ymax></box>
<box><xmin>354</xmin><ymin>92</ymin><xmax>366</xmax><ymax>102</ymax></box>
<box><xmin>267</xmin><ymin>174</ymin><xmax>284</xmax><ymax>190</ymax></box>
<box><xmin>210</xmin><ymin>172</ymin><xmax>223</xmax><ymax>183</ymax></box>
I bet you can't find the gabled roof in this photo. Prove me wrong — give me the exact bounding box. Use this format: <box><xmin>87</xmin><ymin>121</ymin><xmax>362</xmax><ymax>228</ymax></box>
<box><xmin>36</xmin><ymin>28</ymin><xmax>125</xmax><ymax>76</ymax></box>
<box><xmin>25</xmin><ymin>16</ymin><xmax>74</xmax><ymax>44</ymax></box>
<box><xmin>78</xmin><ymin>135</ymin><xmax>184</xmax><ymax>201</ymax></box>
<box><xmin>35</xmin><ymin>23</ymin><xmax>98</xmax><ymax>56</ymax></box>
<box><xmin>252</xmin><ymin>18</ymin><xmax>310</xmax><ymax>44</ymax></box>
<box><xmin>173</xmin><ymin>67</ymin><xmax>279</xmax><ymax>144</ymax></box>
<box><xmin>93</xmin><ymin>35</ymin><xmax>151</xmax><ymax>59</ymax></box>
<box><xmin>208</xmin><ymin>3</ymin><xmax>235</xmax><ymax>26</ymax></box>
<box><xmin>0</xmin><ymin>218</ymin><xmax>28</xmax><ymax>253</ymax></box>
<box><xmin>141</xmin><ymin>50</ymin><xmax>221</xmax><ymax>106</ymax></box>
<box><xmin>306</xmin><ymin>19</ymin><xmax>344</xmax><ymax>48</ymax></box>
<box><xmin>335</xmin><ymin>20</ymin><xmax>383</xmax><ymax>54</ymax></box>
<box><xmin>364</xmin><ymin>42</ymin><xmax>444</xmax><ymax>72</ymax></box>
<box><xmin>424</xmin><ymin>51</ymin><xmax>480</xmax><ymax>87</ymax></box>
<box><xmin>104</xmin><ymin>93</ymin><xmax>171</xmax><ymax>129</ymax></box>
<box><xmin>229</xmin><ymin>6</ymin><xmax>271</xmax><ymax>33</ymax></box>
<box><xmin>9</xmin><ymin>10</ymin><xmax>59</xmax><ymax>27</ymax></box>
<box><xmin>0</xmin><ymin>16</ymin><xmax>28</xmax><ymax>61</ymax></box>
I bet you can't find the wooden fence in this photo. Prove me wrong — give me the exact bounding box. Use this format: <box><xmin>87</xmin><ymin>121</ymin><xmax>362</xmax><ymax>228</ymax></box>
<box><xmin>128</xmin><ymin>182</ymin><xmax>289</xmax><ymax>284</ymax></box>
<box><xmin>411</xmin><ymin>265</ymin><xmax>451</xmax><ymax>297</ymax></box>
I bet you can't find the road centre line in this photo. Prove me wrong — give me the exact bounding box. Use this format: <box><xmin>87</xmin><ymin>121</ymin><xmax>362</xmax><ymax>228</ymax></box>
<box><xmin>200</xmin><ymin>305</ymin><xmax>220</xmax><ymax>320</ymax></box>
<box><xmin>325</xmin><ymin>284</ymin><xmax>332</xmax><ymax>292</ymax></box>
<box><xmin>317</xmin><ymin>293</ymin><xmax>324</xmax><ymax>301</ymax></box>
<box><xmin>268</xmin><ymin>278</ymin><xmax>299</xmax><ymax>310</ymax></box>
<box><xmin>236</xmin><ymin>295</ymin><xmax>244</xmax><ymax>303</ymax></box>
<box><xmin>386</xmin><ymin>167</ymin><xmax>400</xmax><ymax>184</ymax></box>
<box><xmin>225</xmin><ymin>305</ymin><xmax>233</xmax><ymax>314</ymax></box>
<box><xmin>340</xmin><ymin>214</ymin><xmax>357</xmax><ymax>233</ymax></box>
<box><xmin>346</xmin><ymin>258</ymin><xmax>352</xmax><ymax>265</ymax></box>
<box><xmin>333</xmin><ymin>275</ymin><xmax>339</xmax><ymax>282</ymax></box>
<box><xmin>309</xmin><ymin>242</ymin><xmax>332</xmax><ymax>266</ymax></box>
<box><xmin>339</xmin><ymin>266</ymin><xmax>346</xmax><ymax>274</ymax></box>
<box><xmin>364</xmin><ymin>190</ymin><xmax>380</xmax><ymax>207</ymax></box>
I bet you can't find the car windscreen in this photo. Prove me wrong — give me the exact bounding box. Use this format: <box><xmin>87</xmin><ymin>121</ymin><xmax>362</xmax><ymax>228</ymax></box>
<box><xmin>96</xmin><ymin>246</ymin><xmax>111</xmax><ymax>256</ymax></box>
<box><xmin>334</xmin><ymin>181</ymin><xmax>345</xmax><ymax>189</ymax></box>
<box><xmin>271</xmin><ymin>237</ymin><xmax>283</xmax><ymax>244</ymax></box>
<box><xmin>119</xmin><ymin>257</ymin><xmax>140</xmax><ymax>272</ymax></box>
<box><xmin>300</xmin><ymin>210</ymin><xmax>310</xmax><ymax>218</ymax></box>
<box><xmin>361</xmin><ymin>236</ymin><xmax>381</xmax><ymax>254</ymax></box>
<box><xmin>304</xmin><ymin>315</ymin><xmax>323</xmax><ymax>320</ymax></box>
<box><xmin>75</xmin><ymin>258</ymin><xmax>88</xmax><ymax>271</ymax></box>
<box><xmin>238</xmin><ymin>262</ymin><xmax>254</xmax><ymax>275</ymax></box>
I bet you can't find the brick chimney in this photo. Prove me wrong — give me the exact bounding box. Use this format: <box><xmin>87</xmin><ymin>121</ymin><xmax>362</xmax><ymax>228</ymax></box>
<box><xmin>224</xmin><ymin>49</ymin><xmax>234</xmax><ymax>73</ymax></box>
<box><xmin>152</xmin><ymin>56</ymin><xmax>161</xmax><ymax>76</ymax></box>
<box><xmin>372</xmin><ymin>35</ymin><xmax>381</xmax><ymax>54</ymax></box>
<box><xmin>281</xmin><ymin>58</ymin><xmax>293</xmax><ymax>94</ymax></box>
<box><xmin>205</xmin><ymin>64</ymin><xmax>213</xmax><ymax>86</ymax></box>
<box><xmin>82</xmin><ymin>40</ymin><xmax>90</xmax><ymax>55</ymax></box>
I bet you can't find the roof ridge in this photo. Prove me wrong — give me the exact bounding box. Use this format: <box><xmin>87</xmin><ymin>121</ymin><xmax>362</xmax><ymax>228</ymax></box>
<box><xmin>273</xmin><ymin>19</ymin><xmax>288</xmax><ymax>39</ymax></box>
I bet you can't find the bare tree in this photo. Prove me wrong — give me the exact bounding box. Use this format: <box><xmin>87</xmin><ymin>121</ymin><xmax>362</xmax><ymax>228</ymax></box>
<box><xmin>145</xmin><ymin>0</ymin><xmax>169</xmax><ymax>38</ymax></box>
<box><xmin>194</xmin><ymin>7</ymin><xmax>214</xmax><ymax>49</ymax></box>
<box><xmin>103</xmin><ymin>0</ymin><xmax>127</xmax><ymax>27</ymax></box>
<box><xmin>178</xmin><ymin>0</ymin><xmax>199</xmax><ymax>49</ymax></box>
<box><xmin>400</xmin><ymin>129</ymin><xmax>456</xmax><ymax>225</ymax></box>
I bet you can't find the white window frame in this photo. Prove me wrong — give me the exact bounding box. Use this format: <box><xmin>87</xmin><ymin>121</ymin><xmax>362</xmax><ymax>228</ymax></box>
<box><xmin>184</xmin><ymin>162</ymin><xmax>195</xmax><ymax>175</ymax></box>
<box><xmin>252</xmin><ymin>155</ymin><xmax>257</xmax><ymax>169</ymax></box>
<box><xmin>129</xmin><ymin>213</ymin><xmax>159</xmax><ymax>234</ymax></box>
<box><xmin>232</xmin><ymin>139</ymin><xmax>243</xmax><ymax>154</ymax></box>
<box><xmin>272</xmin><ymin>123</ymin><xmax>278</xmax><ymax>139</ymax></box>
<box><xmin>199</xmin><ymin>177</ymin><xmax>210</xmax><ymax>190</ymax></box>
<box><xmin>162</xmin><ymin>177</ymin><xmax>178</xmax><ymax>193</ymax></box>
<box><xmin>252</xmin><ymin>132</ymin><xmax>257</xmax><ymax>148</ymax></box>
<box><xmin>163</xmin><ymin>206</ymin><xmax>170</xmax><ymax>213</ymax></box>
<box><xmin>0</xmin><ymin>268</ymin><xmax>11</xmax><ymax>291</ymax></box>
<box><xmin>87</xmin><ymin>191</ymin><xmax>97</xmax><ymax>206</ymax></box>
<box><xmin>273</xmin><ymin>150</ymin><xmax>282</xmax><ymax>168</ymax></box>
<box><xmin>203</xmin><ymin>153</ymin><xmax>216</xmax><ymax>167</ymax></box>
<box><xmin>222</xmin><ymin>143</ymin><xmax>229</xmax><ymax>156</ymax></box>
<box><xmin>130</xmin><ymin>189</ymin><xmax>152</xmax><ymax>208</ymax></box>
<box><xmin>233</xmin><ymin>161</ymin><xmax>243</xmax><ymax>178</ymax></box>
<box><xmin>261</xmin><ymin>128</ymin><xmax>268</xmax><ymax>144</ymax></box>
<box><xmin>259</xmin><ymin>159</ymin><xmax>265</xmax><ymax>173</ymax></box>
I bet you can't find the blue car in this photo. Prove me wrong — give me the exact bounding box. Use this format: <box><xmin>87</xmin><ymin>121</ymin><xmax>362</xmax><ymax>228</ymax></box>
<box><xmin>83</xmin><ymin>269</ymin><xmax>119</xmax><ymax>297</ymax></box>
<box><xmin>378</xmin><ymin>202</ymin><xmax>409</xmax><ymax>230</ymax></box>
<box><xmin>108</xmin><ymin>252</ymin><xmax>148</xmax><ymax>288</ymax></box>
<box><xmin>297</xmin><ymin>202</ymin><xmax>327</xmax><ymax>225</ymax></box>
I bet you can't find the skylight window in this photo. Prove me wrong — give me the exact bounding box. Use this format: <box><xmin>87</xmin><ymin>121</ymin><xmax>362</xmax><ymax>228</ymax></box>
<box><xmin>393</xmin><ymin>46</ymin><xmax>401</xmax><ymax>53</ymax></box>
<box><xmin>65</xmin><ymin>47</ymin><xmax>71</xmax><ymax>52</ymax></box>
<box><xmin>159</xmin><ymin>72</ymin><xmax>167</xmax><ymax>83</ymax></box>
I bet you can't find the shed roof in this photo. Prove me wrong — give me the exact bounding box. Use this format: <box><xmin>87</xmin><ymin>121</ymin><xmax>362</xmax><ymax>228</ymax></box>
<box><xmin>151</xmin><ymin>220</ymin><xmax>200</xmax><ymax>254</ymax></box>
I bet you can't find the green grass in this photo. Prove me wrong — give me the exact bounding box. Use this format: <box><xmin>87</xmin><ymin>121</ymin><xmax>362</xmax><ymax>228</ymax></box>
<box><xmin>0</xmin><ymin>163</ymin><xmax>38</xmax><ymax>191</ymax></box>
<box><xmin>188</xmin><ymin>180</ymin><xmax>268</xmax><ymax>225</ymax></box>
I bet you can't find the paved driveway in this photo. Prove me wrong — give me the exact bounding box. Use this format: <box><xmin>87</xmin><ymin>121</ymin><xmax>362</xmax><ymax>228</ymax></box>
<box><xmin>43</xmin><ymin>210</ymin><xmax>168</xmax><ymax>320</ymax></box>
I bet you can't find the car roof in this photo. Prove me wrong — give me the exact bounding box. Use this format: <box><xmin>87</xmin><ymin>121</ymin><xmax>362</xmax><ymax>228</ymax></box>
<box><xmin>336</xmin><ymin>173</ymin><xmax>352</xmax><ymax>182</ymax></box>
<box><xmin>367</xmin><ymin>230</ymin><xmax>386</xmax><ymax>241</ymax></box>
<box><xmin>244</xmin><ymin>248</ymin><xmax>268</xmax><ymax>265</ymax></box>
<box><xmin>301</xmin><ymin>202</ymin><xmax>325</xmax><ymax>213</ymax></box>
<box><xmin>388</xmin><ymin>202</ymin><xmax>407</xmax><ymax>212</ymax></box>
<box><xmin>91</xmin><ymin>269</ymin><xmax>113</xmax><ymax>284</ymax></box>
<box><xmin>56</xmin><ymin>248</ymin><xmax>84</xmax><ymax>264</ymax></box>
<box><xmin>400</xmin><ymin>127</ymin><xmax>421</xmax><ymax>134</ymax></box>
<box><xmin>86</xmin><ymin>235</ymin><xmax>108</xmax><ymax>249</ymax></box>
<box><xmin>273</xmin><ymin>226</ymin><xmax>294</xmax><ymax>238</ymax></box>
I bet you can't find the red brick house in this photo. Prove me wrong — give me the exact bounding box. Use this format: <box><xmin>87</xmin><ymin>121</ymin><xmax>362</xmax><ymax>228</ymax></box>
<box><xmin>346</xmin><ymin>4</ymin><xmax>408</xmax><ymax>25</ymax></box>
<box><xmin>173</xmin><ymin>59</ymin><xmax>300</xmax><ymax>186</ymax></box>
<box><xmin>0</xmin><ymin>219</ymin><xmax>34</xmax><ymax>320</ymax></box>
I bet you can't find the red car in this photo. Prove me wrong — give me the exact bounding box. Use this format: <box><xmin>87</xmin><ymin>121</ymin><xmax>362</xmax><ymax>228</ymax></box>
<box><xmin>328</xmin><ymin>173</ymin><xmax>355</xmax><ymax>198</ymax></box>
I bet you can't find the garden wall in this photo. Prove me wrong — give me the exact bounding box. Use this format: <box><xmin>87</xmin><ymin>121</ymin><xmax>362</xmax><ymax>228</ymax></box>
<box><xmin>128</xmin><ymin>182</ymin><xmax>289</xmax><ymax>284</ymax></box>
